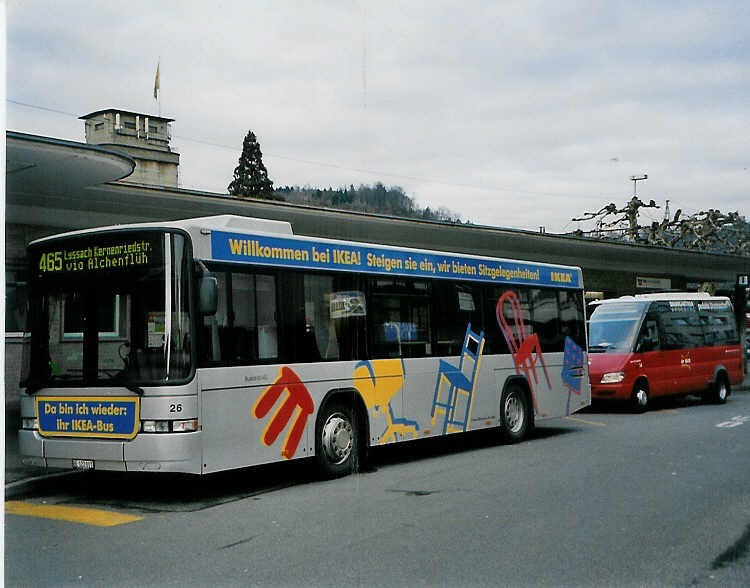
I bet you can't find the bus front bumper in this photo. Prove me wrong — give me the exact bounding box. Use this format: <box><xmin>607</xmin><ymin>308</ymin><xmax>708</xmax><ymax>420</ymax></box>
<box><xmin>18</xmin><ymin>429</ymin><xmax>203</xmax><ymax>474</ymax></box>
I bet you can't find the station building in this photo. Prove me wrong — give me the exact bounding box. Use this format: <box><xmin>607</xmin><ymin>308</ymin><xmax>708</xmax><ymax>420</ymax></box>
<box><xmin>6</xmin><ymin>109</ymin><xmax>750</xmax><ymax>406</ymax></box>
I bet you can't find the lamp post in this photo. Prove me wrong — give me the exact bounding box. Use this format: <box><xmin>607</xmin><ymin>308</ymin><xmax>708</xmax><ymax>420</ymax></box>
<box><xmin>630</xmin><ymin>174</ymin><xmax>647</xmax><ymax>196</ymax></box>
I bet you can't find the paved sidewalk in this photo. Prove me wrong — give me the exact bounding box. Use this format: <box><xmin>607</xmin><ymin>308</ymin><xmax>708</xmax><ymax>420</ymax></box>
<box><xmin>5</xmin><ymin>405</ymin><xmax>72</xmax><ymax>498</ymax></box>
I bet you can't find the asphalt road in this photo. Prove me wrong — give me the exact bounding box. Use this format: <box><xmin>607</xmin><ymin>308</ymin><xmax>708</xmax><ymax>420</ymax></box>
<box><xmin>5</xmin><ymin>392</ymin><xmax>750</xmax><ymax>587</ymax></box>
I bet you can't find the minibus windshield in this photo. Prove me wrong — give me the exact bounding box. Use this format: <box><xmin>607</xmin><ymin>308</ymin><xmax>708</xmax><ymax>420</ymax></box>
<box><xmin>588</xmin><ymin>302</ymin><xmax>646</xmax><ymax>353</ymax></box>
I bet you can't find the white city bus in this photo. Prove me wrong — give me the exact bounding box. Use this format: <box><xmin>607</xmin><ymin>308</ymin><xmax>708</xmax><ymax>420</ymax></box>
<box><xmin>19</xmin><ymin>215</ymin><xmax>590</xmax><ymax>477</ymax></box>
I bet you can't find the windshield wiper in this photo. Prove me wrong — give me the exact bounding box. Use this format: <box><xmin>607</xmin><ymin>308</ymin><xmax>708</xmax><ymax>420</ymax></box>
<box><xmin>99</xmin><ymin>370</ymin><xmax>144</xmax><ymax>396</ymax></box>
<box><xmin>23</xmin><ymin>374</ymin><xmax>81</xmax><ymax>394</ymax></box>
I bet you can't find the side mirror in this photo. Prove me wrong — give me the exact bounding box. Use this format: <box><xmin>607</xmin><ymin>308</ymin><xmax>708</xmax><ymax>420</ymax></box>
<box><xmin>199</xmin><ymin>276</ymin><xmax>218</xmax><ymax>316</ymax></box>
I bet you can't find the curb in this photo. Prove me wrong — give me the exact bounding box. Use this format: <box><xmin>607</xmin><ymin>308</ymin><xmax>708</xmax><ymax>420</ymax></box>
<box><xmin>5</xmin><ymin>470</ymin><xmax>84</xmax><ymax>500</ymax></box>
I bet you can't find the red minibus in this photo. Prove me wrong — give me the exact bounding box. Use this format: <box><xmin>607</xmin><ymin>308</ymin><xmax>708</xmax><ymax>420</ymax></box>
<box><xmin>588</xmin><ymin>293</ymin><xmax>744</xmax><ymax>411</ymax></box>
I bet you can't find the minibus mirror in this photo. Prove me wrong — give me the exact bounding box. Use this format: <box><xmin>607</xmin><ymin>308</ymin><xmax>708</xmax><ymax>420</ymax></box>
<box><xmin>199</xmin><ymin>276</ymin><xmax>218</xmax><ymax>315</ymax></box>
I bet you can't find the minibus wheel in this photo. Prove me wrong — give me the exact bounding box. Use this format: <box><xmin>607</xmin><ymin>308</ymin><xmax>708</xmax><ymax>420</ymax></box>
<box><xmin>631</xmin><ymin>382</ymin><xmax>649</xmax><ymax>413</ymax></box>
<box><xmin>708</xmin><ymin>375</ymin><xmax>729</xmax><ymax>405</ymax></box>
<box><xmin>315</xmin><ymin>400</ymin><xmax>358</xmax><ymax>478</ymax></box>
<box><xmin>500</xmin><ymin>384</ymin><xmax>530</xmax><ymax>443</ymax></box>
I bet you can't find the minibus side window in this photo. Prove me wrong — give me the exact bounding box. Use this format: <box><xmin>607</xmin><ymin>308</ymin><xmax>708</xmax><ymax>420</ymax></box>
<box><xmin>660</xmin><ymin>309</ymin><xmax>704</xmax><ymax>350</ymax></box>
<box><xmin>635</xmin><ymin>313</ymin><xmax>660</xmax><ymax>353</ymax></box>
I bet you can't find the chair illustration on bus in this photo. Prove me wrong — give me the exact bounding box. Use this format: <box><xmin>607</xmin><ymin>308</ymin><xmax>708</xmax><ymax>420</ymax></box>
<box><xmin>561</xmin><ymin>336</ymin><xmax>585</xmax><ymax>415</ymax></box>
<box><xmin>430</xmin><ymin>323</ymin><xmax>485</xmax><ymax>434</ymax></box>
<box><xmin>353</xmin><ymin>359</ymin><xmax>420</xmax><ymax>444</ymax></box>
<box><xmin>495</xmin><ymin>290</ymin><xmax>550</xmax><ymax>415</ymax></box>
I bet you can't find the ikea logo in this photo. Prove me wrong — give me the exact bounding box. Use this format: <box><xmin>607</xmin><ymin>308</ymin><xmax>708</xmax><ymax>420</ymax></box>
<box><xmin>551</xmin><ymin>271</ymin><xmax>573</xmax><ymax>283</ymax></box>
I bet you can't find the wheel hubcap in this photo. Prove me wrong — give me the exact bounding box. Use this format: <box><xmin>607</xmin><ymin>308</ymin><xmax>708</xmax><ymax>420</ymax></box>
<box><xmin>719</xmin><ymin>383</ymin><xmax>727</xmax><ymax>400</ymax></box>
<box><xmin>322</xmin><ymin>413</ymin><xmax>353</xmax><ymax>464</ymax></box>
<box><xmin>635</xmin><ymin>389</ymin><xmax>648</xmax><ymax>406</ymax></box>
<box><xmin>504</xmin><ymin>394</ymin><xmax>524</xmax><ymax>433</ymax></box>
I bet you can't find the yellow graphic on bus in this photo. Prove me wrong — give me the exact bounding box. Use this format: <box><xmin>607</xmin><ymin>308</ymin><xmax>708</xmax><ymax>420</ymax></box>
<box><xmin>353</xmin><ymin>359</ymin><xmax>419</xmax><ymax>444</ymax></box>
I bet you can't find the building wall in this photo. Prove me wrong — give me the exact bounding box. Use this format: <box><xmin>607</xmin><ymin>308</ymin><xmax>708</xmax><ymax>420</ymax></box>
<box><xmin>5</xmin><ymin>337</ymin><xmax>25</xmax><ymax>410</ymax></box>
<box><xmin>5</xmin><ymin>223</ymin><xmax>62</xmax><ymax>407</ymax></box>
<box><xmin>122</xmin><ymin>157</ymin><xmax>179</xmax><ymax>187</ymax></box>
<box><xmin>83</xmin><ymin>111</ymin><xmax>171</xmax><ymax>152</ymax></box>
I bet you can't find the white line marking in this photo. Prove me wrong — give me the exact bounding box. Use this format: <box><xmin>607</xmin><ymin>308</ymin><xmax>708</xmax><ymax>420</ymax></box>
<box><xmin>716</xmin><ymin>415</ymin><xmax>750</xmax><ymax>428</ymax></box>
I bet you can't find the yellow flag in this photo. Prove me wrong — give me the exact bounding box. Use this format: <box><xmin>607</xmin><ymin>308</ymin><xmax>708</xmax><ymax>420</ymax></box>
<box><xmin>153</xmin><ymin>62</ymin><xmax>160</xmax><ymax>100</ymax></box>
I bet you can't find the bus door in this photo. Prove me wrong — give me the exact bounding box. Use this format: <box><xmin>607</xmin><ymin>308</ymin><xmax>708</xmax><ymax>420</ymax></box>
<box><xmin>633</xmin><ymin>312</ymin><xmax>673</xmax><ymax>397</ymax></box>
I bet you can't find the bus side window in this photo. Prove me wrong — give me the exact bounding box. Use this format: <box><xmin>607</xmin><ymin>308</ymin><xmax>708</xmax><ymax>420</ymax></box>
<box><xmin>200</xmin><ymin>271</ymin><xmax>228</xmax><ymax>364</ymax></box>
<box><xmin>433</xmin><ymin>282</ymin><xmax>481</xmax><ymax>356</ymax></box>
<box><xmin>370</xmin><ymin>278</ymin><xmax>432</xmax><ymax>359</ymax></box>
<box><xmin>559</xmin><ymin>290</ymin><xmax>586</xmax><ymax>349</ymax></box>
<box><xmin>530</xmin><ymin>288</ymin><xmax>562</xmax><ymax>352</ymax></box>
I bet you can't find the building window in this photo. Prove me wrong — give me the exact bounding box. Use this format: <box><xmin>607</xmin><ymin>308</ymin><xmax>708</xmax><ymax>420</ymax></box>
<box><xmin>123</xmin><ymin>121</ymin><xmax>136</xmax><ymax>130</ymax></box>
<box><xmin>149</xmin><ymin>125</ymin><xmax>158</xmax><ymax>134</ymax></box>
<box><xmin>94</xmin><ymin>122</ymin><xmax>104</xmax><ymax>131</ymax></box>
<box><xmin>6</xmin><ymin>267</ymin><xmax>28</xmax><ymax>333</ymax></box>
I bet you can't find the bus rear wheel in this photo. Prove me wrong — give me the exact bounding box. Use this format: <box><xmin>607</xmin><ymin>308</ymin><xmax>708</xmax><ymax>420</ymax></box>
<box><xmin>315</xmin><ymin>400</ymin><xmax>358</xmax><ymax>478</ymax></box>
<box><xmin>500</xmin><ymin>384</ymin><xmax>530</xmax><ymax>443</ymax></box>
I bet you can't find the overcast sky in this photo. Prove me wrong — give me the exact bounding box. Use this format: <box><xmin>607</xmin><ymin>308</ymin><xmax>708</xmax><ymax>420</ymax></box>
<box><xmin>6</xmin><ymin>1</ymin><xmax>750</xmax><ymax>232</ymax></box>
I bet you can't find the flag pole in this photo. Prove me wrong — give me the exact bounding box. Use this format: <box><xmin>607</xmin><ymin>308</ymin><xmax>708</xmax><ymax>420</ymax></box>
<box><xmin>154</xmin><ymin>59</ymin><xmax>161</xmax><ymax>116</ymax></box>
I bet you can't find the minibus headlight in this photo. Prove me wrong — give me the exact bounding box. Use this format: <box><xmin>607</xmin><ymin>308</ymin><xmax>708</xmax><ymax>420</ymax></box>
<box><xmin>600</xmin><ymin>372</ymin><xmax>625</xmax><ymax>384</ymax></box>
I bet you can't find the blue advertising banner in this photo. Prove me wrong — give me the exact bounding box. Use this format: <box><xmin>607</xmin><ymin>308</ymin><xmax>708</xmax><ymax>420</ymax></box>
<box><xmin>37</xmin><ymin>397</ymin><xmax>140</xmax><ymax>439</ymax></box>
<box><xmin>211</xmin><ymin>231</ymin><xmax>582</xmax><ymax>289</ymax></box>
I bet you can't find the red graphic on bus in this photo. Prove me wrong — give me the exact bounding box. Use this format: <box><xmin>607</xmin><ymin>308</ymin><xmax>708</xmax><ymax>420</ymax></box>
<box><xmin>253</xmin><ymin>366</ymin><xmax>314</xmax><ymax>459</ymax></box>
<box><xmin>496</xmin><ymin>290</ymin><xmax>550</xmax><ymax>414</ymax></box>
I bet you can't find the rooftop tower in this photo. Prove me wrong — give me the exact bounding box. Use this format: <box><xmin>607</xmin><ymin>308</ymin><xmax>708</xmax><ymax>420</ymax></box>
<box><xmin>80</xmin><ymin>108</ymin><xmax>179</xmax><ymax>188</ymax></box>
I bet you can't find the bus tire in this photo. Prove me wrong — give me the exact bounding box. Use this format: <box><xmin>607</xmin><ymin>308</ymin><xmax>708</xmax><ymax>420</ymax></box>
<box><xmin>315</xmin><ymin>400</ymin><xmax>358</xmax><ymax>479</ymax></box>
<box><xmin>500</xmin><ymin>384</ymin><xmax>530</xmax><ymax>443</ymax></box>
<box><xmin>708</xmin><ymin>374</ymin><xmax>729</xmax><ymax>405</ymax></box>
<box><xmin>631</xmin><ymin>381</ymin><xmax>649</xmax><ymax>413</ymax></box>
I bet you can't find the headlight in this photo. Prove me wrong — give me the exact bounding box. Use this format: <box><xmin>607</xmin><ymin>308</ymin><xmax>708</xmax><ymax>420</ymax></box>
<box><xmin>600</xmin><ymin>372</ymin><xmax>625</xmax><ymax>384</ymax></box>
<box><xmin>21</xmin><ymin>417</ymin><xmax>38</xmax><ymax>430</ymax></box>
<box><xmin>141</xmin><ymin>419</ymin><xmax>198</xmax><ymax>433</ymax></box>
<box><xmin>141</xmin><ymin>420</ymin><xmax>170</xmax><ymax>433</ymax></box>
<box><xmin>172</xmin><ymin>419</ymin><xmax>198</xmax><ymax>433</ymax></box>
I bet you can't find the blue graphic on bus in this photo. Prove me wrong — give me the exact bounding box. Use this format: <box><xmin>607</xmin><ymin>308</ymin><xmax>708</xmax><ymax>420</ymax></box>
<box><xmin>211</xmin><ymin>231</ymin><xmax>582</xmax><ymax>289</ymax></box>
<box><xmin>561</xmin><ymin>337</ymin><xmax>585</xmax><ymax>415</ymax></box>
<box><xmin>37</xmin><ymin>398</ymin><xmax>139</xmax><ymax>439</ymax></box>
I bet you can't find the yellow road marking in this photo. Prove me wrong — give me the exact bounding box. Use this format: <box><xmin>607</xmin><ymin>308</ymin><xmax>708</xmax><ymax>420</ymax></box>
<box><xmin>564</xmin><ymin>416</ymin><xmax>606</xmax><ymax>427</ymax></box>
<box><xmin>5</xmin><ymin>501</ymin><xmax>143</xmax><ymax>527</ymax></box>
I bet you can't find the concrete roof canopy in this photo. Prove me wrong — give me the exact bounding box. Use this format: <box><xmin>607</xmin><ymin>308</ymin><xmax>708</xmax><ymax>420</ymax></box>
<box><xmin>6</xmin><ymin>131</ymin><xmax>135</xmax><ymax>195</ymax></box>
<box><xmin>5</xmin><ymin>129</ymin><xmax>749</xmax><ymax>291</ymax></box>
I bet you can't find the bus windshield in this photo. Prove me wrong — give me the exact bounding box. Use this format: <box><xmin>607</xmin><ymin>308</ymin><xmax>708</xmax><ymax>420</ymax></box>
<box><xmin>588</xmin><ymin>301</ymin><xmax>646</xmax><ymax>353</ymax></box>
<box><xmin>24</xmin><ymin>230</ymin><xmax>192</xmax><ymax>389</ymax></box>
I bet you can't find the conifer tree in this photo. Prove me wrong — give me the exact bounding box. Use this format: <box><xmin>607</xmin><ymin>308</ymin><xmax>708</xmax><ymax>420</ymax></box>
<box><xmin>227</xmin><ymin>130</ymin><xmax>275</xmax><ymax>198</ymax></box>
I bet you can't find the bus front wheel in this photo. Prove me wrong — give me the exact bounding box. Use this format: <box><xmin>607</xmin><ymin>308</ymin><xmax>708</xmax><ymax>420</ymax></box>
<box><xmin>500</xmin><ymin>384</ymin><xmax>530</xmax><ymax>443</ymax></box>
<box><xmin>315</xmin><ymin>400</ymin><xmax>358</xmax><ymax>478</ymax></box>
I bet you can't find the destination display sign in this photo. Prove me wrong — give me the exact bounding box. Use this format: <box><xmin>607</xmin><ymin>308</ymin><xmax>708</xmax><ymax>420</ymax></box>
<box><xmin>32</xmin><ymin>231</ymin><xmax>162</xmax><ymax>278</ymax></box>
<box><xmin>36</xmin><ymin>397</ymin><xmax>140</xmax><ymax>439</ymax></box>
<box><xmin>211</xmin><ymin>230</ymin><xmax>582</xmax><ymax>289</ymax></box>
